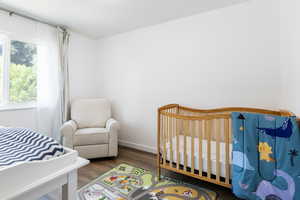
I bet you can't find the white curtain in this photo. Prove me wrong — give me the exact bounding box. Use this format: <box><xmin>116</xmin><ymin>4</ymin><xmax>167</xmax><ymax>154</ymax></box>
<box><xmin>37</xmin><ymin>27</ymin><xmax>71</xmax><ymax>142</ymax></box>
<box><xmin>57</xmin><ymin>27</ymin><xmax>71</xmax><ymax>124</ymax></box>
<box><xmin>36</xmin><ymin>25</ymin><xmax>61</xmax><ymax>140</ymax></box>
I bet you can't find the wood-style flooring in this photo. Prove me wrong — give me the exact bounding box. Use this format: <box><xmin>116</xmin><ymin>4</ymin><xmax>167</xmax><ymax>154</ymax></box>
<box><xmin>78</xmin><ymin>146</ymin><xmax>239</xmax><ymax>199</ymax></box>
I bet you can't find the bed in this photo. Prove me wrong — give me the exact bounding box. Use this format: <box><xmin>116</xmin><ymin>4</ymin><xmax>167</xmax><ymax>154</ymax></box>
<box><xmin>0</xmin><ymin>127</ymin><xmax>89</xmax><ymax>200</ymax></box>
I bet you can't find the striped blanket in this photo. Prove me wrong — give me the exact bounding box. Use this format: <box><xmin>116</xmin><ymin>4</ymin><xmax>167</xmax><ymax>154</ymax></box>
<box><xmin>0</xmin><ymin>127</ymin><xmax>64</xmax><ymax>166</ymax></box>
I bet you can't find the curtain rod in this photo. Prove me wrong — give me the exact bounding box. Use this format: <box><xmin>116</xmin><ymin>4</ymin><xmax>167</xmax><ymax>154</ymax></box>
<box><xmin>0</xmin><ymin>6</ymin><xmax>62</xmax><ymax>29</ymax></box>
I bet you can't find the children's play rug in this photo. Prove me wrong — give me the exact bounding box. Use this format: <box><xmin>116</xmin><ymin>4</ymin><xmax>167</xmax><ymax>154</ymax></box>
<box><xmin>78</xmin><ymin>163</ymin><xmax>218</xmax><ymax>200</ymax></box>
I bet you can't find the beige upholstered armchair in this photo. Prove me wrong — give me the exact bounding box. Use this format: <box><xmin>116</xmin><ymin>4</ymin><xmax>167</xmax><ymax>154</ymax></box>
<box><xmin>61</xmin><ymin>98</ymin><xmax>119</xmax><ymax>159</ymax></box>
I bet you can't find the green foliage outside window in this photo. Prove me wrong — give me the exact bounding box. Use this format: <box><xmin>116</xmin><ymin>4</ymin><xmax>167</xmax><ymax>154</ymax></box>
<box><xmin>11</xmin><ymin>41</ymin><xmax>37</xmax><ymax>67</ymax></box>
<box><xmin>0</xmin><ymin>40</ymin><xmax>37</xmax><ymax>104</ymax></box>
<box><xmin>9</xmin><ymin>64</ymin><xmax>37</xmax><ymax>103</ymax></box>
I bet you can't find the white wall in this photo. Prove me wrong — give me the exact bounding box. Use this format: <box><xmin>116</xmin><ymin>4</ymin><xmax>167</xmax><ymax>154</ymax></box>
<box><xmin>96</xmin><ymin>0</ymin><xmax>281</xmax><ymax>152</ymax></box>
<box><xmin>0</xmin><ymin>109</ymin><xmax>37</xmax><ymax>129</ymax></box>
<box><xmin>280</xmin><ymin>0</ymin><xmax>300</xmax><ymax>115</ymax></box>
<box><xmin>69</xmin><ymin>32</ymin><xmax>98</xmax><ymax>100</ymax></box>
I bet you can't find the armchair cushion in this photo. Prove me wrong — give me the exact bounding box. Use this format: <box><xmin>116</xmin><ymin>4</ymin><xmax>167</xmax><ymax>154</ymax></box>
<box><xmin>73</xmin><ymin>128</ymin><xmax>109</xmax><ymax>146</ymax></box>
<box><xmin>71</xmin><ymin>98</ymin><xmax>111</xmax><ymax>128</ymax></box>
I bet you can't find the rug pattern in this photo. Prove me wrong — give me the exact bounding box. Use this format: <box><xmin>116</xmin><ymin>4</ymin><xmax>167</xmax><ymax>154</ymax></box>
<box><xmin>78</xmin><ymin>164</ymin><xmax>217</xmax><ymax>200</ymax></box>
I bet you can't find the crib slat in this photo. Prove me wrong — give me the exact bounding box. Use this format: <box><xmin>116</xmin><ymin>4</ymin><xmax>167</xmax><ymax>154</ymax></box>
<box><xmin>225</xmin><ymin>118</ymin><xmax>230</xmax><ymax>184</ymax></box>
<box><xmin>207</xmin><ymin>120</ymin><xmax>211</xmax><ymax>178</ymax></box>
<box><xmin>183</xmin><ymin>120</ymin><xmax>188</xmax><ymax>171</ymax></box>
<box><xmin>157</xmin><ymin>112</ymin><xmax>162</xmax><ymax>178</ymax></box>
<box><xmin>216</xmin><ymin>119</ymin><xmax>221</xmax><ymax>182</ymax></box>
<box><xmin>176</xmin><ymin>119</ymin><xmax>180</xmax><ymax>170</ymax></box>
<box><xmin>229</xmin><ymin>118</ymin><xmax>232</xmax><ymax>142</ymax></box>
<box><xmin>168</xmin><ymin>110</ymin><xmax>171</xmax><ymax>140</ymax></box>
<box><xmin>191</xmin><ymin>120</ymin><xmax>195</xmax><ymax>173</ymax></box>
<box><xmin>163</xmin><ymin>115</ymin><xmax>167</xmax><ymax>166</ymax></box>
<box><xmin>169</xmin><ymin>114</ymin><xmax>173</xmax><ymax>167</ymax></box>
<box><xmin>199</xmin><ymin>120</ymin><xmax>203</xmax><ymax>176</ymax></box>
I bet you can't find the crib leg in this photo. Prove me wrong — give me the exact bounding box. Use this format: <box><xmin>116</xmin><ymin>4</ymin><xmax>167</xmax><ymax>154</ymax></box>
<box><xmin>157</xmin><ymin>166</ymin><xmax>161</xmax><ymax>181</ymax></box>
<box><xmin>157</xmin><ymin>153</ymin><xmax>161</xmax><ymax>181</ymax></box>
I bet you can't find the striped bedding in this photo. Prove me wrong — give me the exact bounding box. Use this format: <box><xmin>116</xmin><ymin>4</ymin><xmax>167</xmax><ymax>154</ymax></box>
<box><xmin>0</xmin><ymin>127</ymin><xmax>64</xmax><ymax>166</ymax></box>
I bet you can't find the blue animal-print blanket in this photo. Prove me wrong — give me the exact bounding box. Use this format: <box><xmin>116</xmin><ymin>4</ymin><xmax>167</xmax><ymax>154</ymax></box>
<box><xmin>232</xmin><ymin>112</ymin><xmax>300</xmax><ymax>200</ymax></box>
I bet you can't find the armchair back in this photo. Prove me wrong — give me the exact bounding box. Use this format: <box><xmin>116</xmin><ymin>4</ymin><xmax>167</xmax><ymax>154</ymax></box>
<box><xmin>71</xmin><ymin>98</ymin><xmax>111</xmax><ymax>128</ymax></box>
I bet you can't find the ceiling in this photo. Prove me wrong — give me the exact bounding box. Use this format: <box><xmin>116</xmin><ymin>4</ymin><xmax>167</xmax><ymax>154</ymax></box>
<box><xmin>0</xmin><ymin>0</ymin><xmax>246</xmax><ymax>39</ymax></box>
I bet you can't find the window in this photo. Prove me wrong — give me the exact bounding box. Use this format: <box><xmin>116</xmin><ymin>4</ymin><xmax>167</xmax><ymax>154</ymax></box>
<box><xmin>0</xmin><ymin>36</ymin><xmax>37</xmax><ymax>107</ymax></box>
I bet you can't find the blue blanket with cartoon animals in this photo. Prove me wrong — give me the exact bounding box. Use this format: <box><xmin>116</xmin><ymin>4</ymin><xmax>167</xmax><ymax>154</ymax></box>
<box><xmin>232</xmin><ymin>112</ymin><xmax>300</xmax><ymax>200</ymax></box>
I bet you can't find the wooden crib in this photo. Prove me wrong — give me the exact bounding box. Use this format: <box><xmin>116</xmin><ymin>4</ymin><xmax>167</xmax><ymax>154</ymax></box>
<box><xmin>157</xmin><ymin>104</ymin><xmax>294</xmax><ymax>188</ymax></box>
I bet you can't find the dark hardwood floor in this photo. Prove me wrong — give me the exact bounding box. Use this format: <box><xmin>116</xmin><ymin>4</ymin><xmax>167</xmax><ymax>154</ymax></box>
<box><xmin>78</xmin><ymin>146</ymin><xmax>239</xmax><ymax>199</ymax></box>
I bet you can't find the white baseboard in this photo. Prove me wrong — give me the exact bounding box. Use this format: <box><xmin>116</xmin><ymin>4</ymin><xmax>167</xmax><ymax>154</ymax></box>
<box><xmin>118</xmin><ymin>140</ymin><xmax>156</xmax><ymax>154</ymax></box>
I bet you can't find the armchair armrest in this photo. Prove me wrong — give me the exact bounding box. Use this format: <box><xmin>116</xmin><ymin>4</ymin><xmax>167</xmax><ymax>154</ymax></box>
<box><xmin>60</xmin><ymin>120</ymin><xmax>77</xmax><ymax>148</ymax></box>
<box><xmin>106</xmin><ymin>118</ymin><xmax>120</xmax><ymax>131</ymax></box>
<box><xmin>106</xmin><ymin>118</ymin><xmax>120</xmax><ymax>157</ymax></box>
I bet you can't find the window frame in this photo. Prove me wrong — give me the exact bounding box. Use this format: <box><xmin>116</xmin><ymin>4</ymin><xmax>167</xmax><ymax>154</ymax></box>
<box><xmin>0</xmin><ymin>34</ymin><xmax>37</xmax><ymax>109</ymax></box>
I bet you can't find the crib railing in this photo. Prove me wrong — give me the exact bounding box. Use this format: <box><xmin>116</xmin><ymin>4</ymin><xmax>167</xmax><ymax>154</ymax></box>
<box><xmin>157</xmin><ymin>104</ymin><xmax>293</xmax><ymax>188</ymax></box>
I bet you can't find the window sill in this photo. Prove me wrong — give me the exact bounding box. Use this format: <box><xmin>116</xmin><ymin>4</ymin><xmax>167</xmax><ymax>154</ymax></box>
<box><xmin>0</xmin><ymin>103</ymin><xmax>36</xmax><ymax>112</ymax></box>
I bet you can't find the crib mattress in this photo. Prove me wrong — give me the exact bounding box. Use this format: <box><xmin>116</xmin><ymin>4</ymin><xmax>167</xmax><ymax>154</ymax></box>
<box><xmin>163</xmin><ymin>135</ymin><xmax>232</xmax><ymax>177</ymax></box>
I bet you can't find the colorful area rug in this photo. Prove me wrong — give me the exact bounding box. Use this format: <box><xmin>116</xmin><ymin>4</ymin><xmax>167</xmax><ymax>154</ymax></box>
<box><xmin>78</xmin><ymin>163</ymin><xmax>218</xmax><ymax>200</ymax></box>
